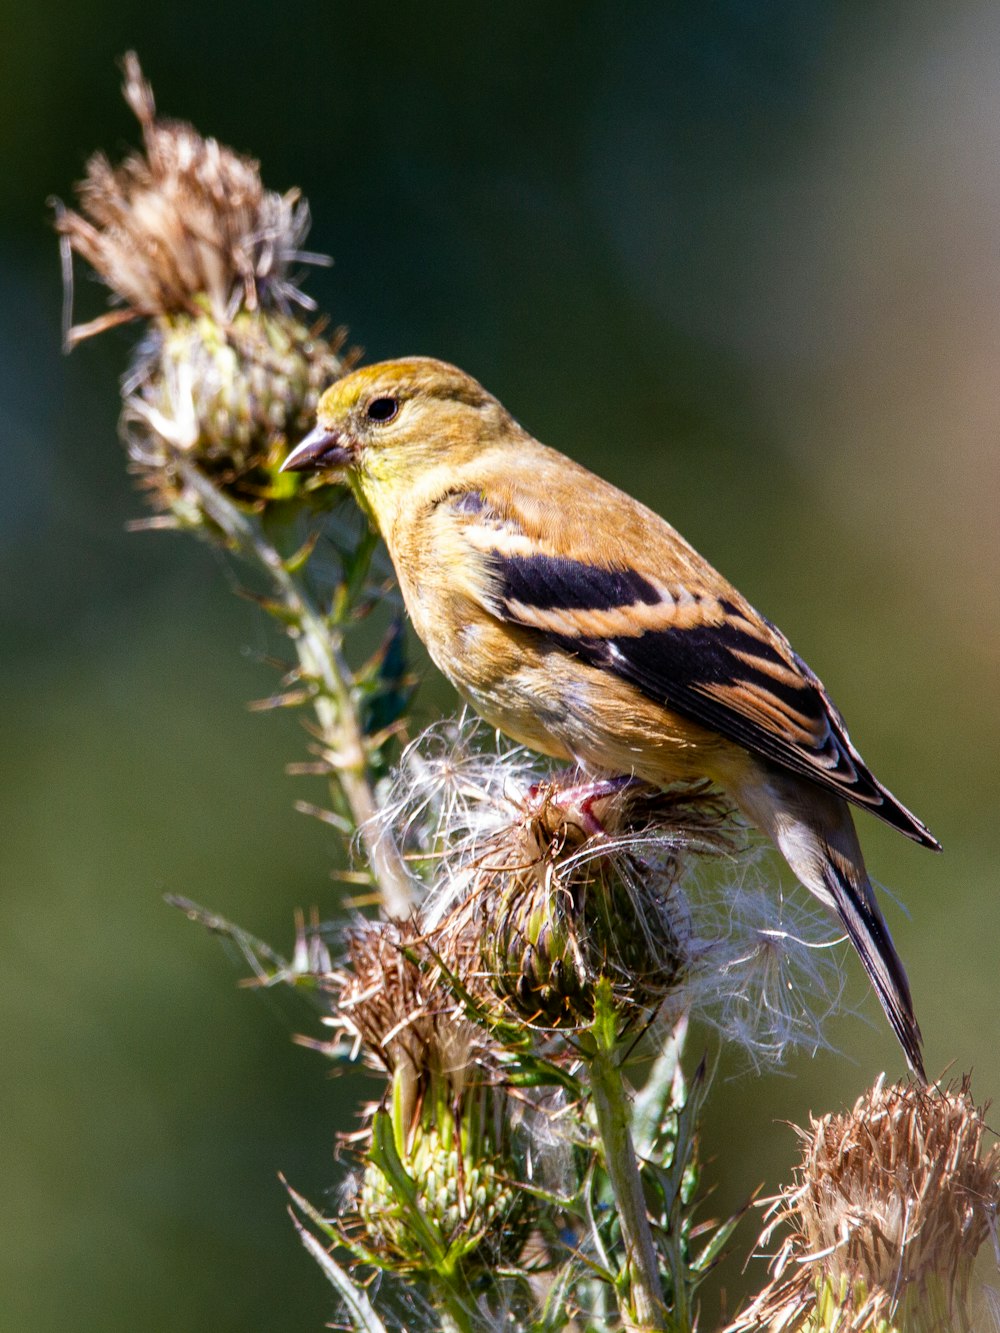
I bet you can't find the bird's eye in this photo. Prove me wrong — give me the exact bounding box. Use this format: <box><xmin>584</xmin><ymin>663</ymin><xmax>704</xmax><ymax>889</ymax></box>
<box><xmin>365</xmin><ymin>396</ymin><xmax>399</xmax><ymax>424</ymax></box>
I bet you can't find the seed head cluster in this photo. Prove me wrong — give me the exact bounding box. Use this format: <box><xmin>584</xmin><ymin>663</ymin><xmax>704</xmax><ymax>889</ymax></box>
<box><xmin>57</xmin><ymin>53</ymin><xmax>349</xmax><ymax>512</ymax></box>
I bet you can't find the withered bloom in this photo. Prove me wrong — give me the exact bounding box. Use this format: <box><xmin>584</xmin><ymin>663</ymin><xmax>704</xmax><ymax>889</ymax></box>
<box><xmin>382</xmin><ymin>718</ymin><xmax>844</xmax><ymax>1063</ymax></box>
<box><xmin>729</xmin><ymin>1075</ymin><xmax>1000</xmax><ymax>1333</ymax></box>
<box><xmin>474</xmin><ymin>775</ymin><xmax>726</xmax><ymax>1030</ymax></box>
<box><xmin>56</xmin><ymin>53</ymin><xmax>348</xmax><ymax>512</ymax></box>
<box><xmin>310</xmin><ymin>919</ymin><xmax>528</xmax><ymax>1278</ymax></box>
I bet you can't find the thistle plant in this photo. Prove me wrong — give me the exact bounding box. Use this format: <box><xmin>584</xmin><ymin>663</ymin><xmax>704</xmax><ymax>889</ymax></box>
<box><xmin>56</xmin><ymin>52</ymin><xmax>413</xmax><ymax>918</ymax></box>
<box><xmin>59</xmin><ymin>56</ymin><xmax>998</xmax><ymax>1333</ymax></box>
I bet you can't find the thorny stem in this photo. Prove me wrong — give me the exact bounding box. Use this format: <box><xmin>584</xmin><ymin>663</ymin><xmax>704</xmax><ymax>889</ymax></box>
<box><xmin>177</xmin><ymin>457</ymin><xmax>415</xmax><ymax>919</ymax></box>
<box><xmin>588</xmin><ymin>981</ymin><xmax>668</xmax><ymax>1333</ymax></box>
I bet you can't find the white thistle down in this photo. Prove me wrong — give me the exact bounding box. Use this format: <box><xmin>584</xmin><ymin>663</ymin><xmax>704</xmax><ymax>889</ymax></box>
<box><xmin>374</xmin><ymin>714</ymin><xmax>849</xmax><ymax>1065</ymax></box>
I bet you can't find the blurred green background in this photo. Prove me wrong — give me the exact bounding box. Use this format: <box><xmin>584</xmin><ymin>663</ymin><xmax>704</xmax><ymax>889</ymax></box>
<box><xmin>3</xmin><ymin>2</ymin><xmax>998</xmax><ymax>1328</ymax></box>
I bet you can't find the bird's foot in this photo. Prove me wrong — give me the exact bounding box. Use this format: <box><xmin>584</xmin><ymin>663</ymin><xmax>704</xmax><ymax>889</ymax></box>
<box><xmin>537</xmin><ymin>774</ymin><xmax>643</xmax><ymax>836</ymax></box>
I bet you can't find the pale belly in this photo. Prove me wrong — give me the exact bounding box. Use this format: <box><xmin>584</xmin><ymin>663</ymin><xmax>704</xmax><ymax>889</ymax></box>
<box><xmin>444</xmin><ymin>627</ymin><xmax>718</xmax><ymax>786</ymax></box>
<box><xmin>402</xmin><ymin>569</ymin><xmax>726</xmax><ymax>785</ymax></box>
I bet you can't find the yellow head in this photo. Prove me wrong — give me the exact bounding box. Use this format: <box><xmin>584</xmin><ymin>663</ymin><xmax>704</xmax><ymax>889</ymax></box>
<box><xmin>282</xmin><ymin>358</ymin><xmax>515</xmax><ymax>518</ymax></box>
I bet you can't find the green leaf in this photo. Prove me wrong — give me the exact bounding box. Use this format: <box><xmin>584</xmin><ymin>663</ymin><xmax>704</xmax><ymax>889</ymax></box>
<box><xmin>281</xmin><ymin>528</ymin><xmax>321</xmax><ymax>574</ymax></box>
<box><xmin>690</xmin><ymin>1205</ymin><xmax>745</xmax><ymax>1276</ymax></box>
<box><xmin>632</xmin><ymin>1016</ymin><xmax>687</xmax><ymax>1160</ymax></box>
<box><xmin>285</xmin><ymin>1180</ymin><xmax>388</xmax><ymax>1333</ymax></box>
<box><xmin>368</xmin><ymin>1111</ymin><xmax>449</xmax><ymax>1267</ymax></box>
<box><xmin>338</xmin><ymin>524</ymin><xmax>381</xmax><ymax>614</ymax></box>
<box><xmin>165</xmin><ymin>895</ymin><xmax>333</xmax><ymax>1004</ymax></box>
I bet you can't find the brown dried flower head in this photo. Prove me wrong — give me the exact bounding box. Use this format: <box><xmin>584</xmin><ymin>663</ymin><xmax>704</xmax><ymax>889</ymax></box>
<box><xmin>56</xmin><ymin>54</ymin><xmax>349</xmax><ymax>511</ymax></box>
<box><xmin>312</xmin><ymin>919</ymin><xmax>527</xmax><ymax>1277</ymax></box>
<box><xmin>729</xmin><ymin>1075</ymin><xmax>1000</xmax><ymax>1333</ymax></box>
<box><xmin>325</xmin><ymin>918</ymin><xmax>489</xmax><ymax>1125</ymax></box>
<box><xmin>57</xmin><ymin>52</ymin><xmax>324</xmax><ymax>339</ymax></box>
<box><xmin>474</xmin><ymin>775</ymin><xmax>732</xmax><ymax>1030</ymax></box>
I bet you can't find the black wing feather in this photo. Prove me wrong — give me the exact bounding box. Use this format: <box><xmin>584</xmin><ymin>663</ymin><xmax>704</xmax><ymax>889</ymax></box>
<box><xmin>499</xmin><ymin>553</ymin><xmax>663</xmax><ymax>612</ymax></box>
<box><xmin>485</xmin><ymin>548</ymin><xmax>939</xmax><ymax>849</ymax></box>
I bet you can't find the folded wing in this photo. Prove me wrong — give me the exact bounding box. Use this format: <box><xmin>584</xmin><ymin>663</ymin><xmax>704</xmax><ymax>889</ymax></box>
<box><xmin>449</xmin><ymin>485</ymin><xmax>939</xmax><ymax>850</ymax></box>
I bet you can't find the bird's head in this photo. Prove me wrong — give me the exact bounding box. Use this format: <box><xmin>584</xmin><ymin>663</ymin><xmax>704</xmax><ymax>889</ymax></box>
<box><xmin>282</xmin><ymin>358</ymin><xmax>513</xmax><ymax>510</ymax></box>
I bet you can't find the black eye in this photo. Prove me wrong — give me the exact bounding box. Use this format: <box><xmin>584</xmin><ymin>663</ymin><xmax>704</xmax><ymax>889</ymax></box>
<box><xmin>365</xmin><ymin>396</ymin><xmax>399</xmax><ymax>424</ymax></box>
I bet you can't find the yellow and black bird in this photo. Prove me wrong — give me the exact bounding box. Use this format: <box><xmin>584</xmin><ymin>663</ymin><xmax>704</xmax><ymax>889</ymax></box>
<box><xmin>283</xmin><ymin>357</ymin><xmax>939</xmax><ymax>1078</ymax></box>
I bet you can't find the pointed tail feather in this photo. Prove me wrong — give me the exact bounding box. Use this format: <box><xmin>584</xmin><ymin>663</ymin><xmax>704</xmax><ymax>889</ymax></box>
<box><xmin>820</xmin><ymin>855</ymin><xmax>925</xmax><ymax>1081</ymax></box>
<box><xmin>731</xmin><ymin>767</ymin><xmax>926</xmax><ymax>1081</ymax></box>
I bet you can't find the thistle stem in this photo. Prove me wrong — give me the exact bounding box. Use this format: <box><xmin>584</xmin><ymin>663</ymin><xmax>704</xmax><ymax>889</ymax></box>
<box><xmin>588</xmin><ymin>982</ymin><xmax>668</xmax><ymax>1332</ymax></box>
<box><xmin>176</xmin><ymin>457</ymin><xmax>415</xmax><ymax>918</ymax></box>
<box><xmin>433</xmin><ymin>1285</ymin><xmax>476</xmax><ymax>1333</ymax></box>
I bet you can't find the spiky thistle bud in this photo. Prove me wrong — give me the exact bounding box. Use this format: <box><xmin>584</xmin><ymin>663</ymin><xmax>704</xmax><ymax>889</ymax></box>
<box><xmin>728</xmin><ymin>1075</ymin><xmax>1000</xmax><ymax>1333</ymax></box>
<box><xmin>313</xmin><ymin>919</ymin><xmax>528</xmax><ymax>1279</ymax></box>
<box><xmin>56</xmin><ymin>53</ymin><xmax>348</xmax><ymax>516</ymax></box>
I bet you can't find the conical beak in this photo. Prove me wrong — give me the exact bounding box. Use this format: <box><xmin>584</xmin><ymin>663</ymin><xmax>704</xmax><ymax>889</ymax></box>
<box><xmin>281</xmin><ymin>424</ymin><xmax>351</xmax><ymax>473</ymax></box>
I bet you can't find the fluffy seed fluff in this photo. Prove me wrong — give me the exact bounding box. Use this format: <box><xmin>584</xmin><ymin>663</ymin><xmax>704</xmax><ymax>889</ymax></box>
<box><xmin>375</xmin><ymin>715</ymin><xmax>849</xmax><ymax>1065</ymax></box>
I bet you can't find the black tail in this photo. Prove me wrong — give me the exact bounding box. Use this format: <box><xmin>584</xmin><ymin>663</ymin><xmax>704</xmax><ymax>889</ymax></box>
<box><xmin>822</xmin><ymin>856</ymin><xmax>925</xmax><ymax>1082</ymax></box>
<box><xmin>734</xmin><ymin>769</ymin><xmax>927</xmax><ymax>1080</ymax></box>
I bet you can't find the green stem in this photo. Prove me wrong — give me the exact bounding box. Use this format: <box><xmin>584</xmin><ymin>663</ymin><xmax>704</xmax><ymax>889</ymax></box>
<box><xmin>177</xmin><ymin>458</ymin><xmax>415</xmax><ymax>919</ymax></box>
<box><xmin>588</xmin><ymin>982</ymin><xmax>667</xmax><ymax>1332</ymax></box>
<box><xmin>433</xmin><ymin>1285</ymin><xmax>476</xmax><ymax>1333</ymax></box>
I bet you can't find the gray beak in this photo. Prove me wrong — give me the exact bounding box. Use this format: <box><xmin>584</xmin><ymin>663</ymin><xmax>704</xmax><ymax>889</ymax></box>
<box><xmin>281</xmin><ymin>424</ymin><xmax>351</xmax><ymax>472</ymax></box>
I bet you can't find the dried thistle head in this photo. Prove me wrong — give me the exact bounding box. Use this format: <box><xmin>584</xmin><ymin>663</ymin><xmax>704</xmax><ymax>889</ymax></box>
<box><xmin>474</xmin><ymin>775</ymin><xmax>724</xmax><ymax>1030</ymax></box>
<box><xmin>57</xmin><ymin>52</ymin><xmax>324</xmax><ymax>337</ymax></box>
<box><xmin>323</xmin><ymin>917</ymin><xmax>488</xmax><ymax>1124</ymax></box>
<box><xmin>56</xmin><ymin>54</ymin><xmax>350</xmax><ymax>513</ymax></box>
<box><xmin>380</xmin><ymin>715</ymin><xmax>846</xmax><ymax>1061</ymax></box>
<box><xmin>729</xmin><ymin>1075</ymin><xmax>1000</xmax><ymax>1332</ymax></box>
<box><xmin>311</xmin><ymin>919</ymin><xmax>529</xmax><ymax>1278</ymax></box>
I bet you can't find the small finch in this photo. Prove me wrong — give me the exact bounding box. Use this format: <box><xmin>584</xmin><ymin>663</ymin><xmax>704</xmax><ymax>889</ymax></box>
<box><xmin>283</xmin><ymin>357</ymin><xmax>939</xmax><ymax>1077</ymax></box>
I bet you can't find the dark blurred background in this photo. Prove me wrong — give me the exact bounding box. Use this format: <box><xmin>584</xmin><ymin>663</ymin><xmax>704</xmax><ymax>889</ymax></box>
<box><xmin>3</xmin><ymin>2</ymin><xmax>998</xmax><ymax>1328</ymax></box>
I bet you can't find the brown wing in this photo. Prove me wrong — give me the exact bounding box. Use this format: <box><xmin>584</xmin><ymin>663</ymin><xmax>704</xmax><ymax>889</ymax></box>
<box><xmin>447</xmin><ymin>462</ymin><xmax>940</xmax><ymax>849</ymax></box>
